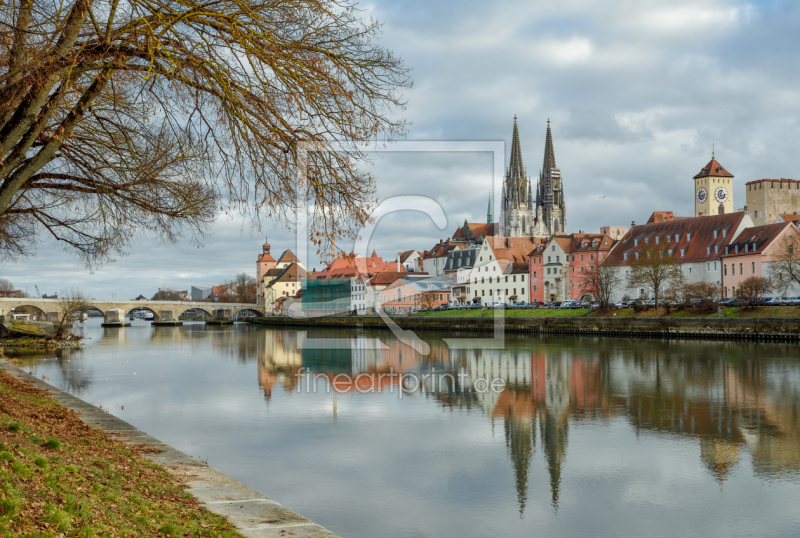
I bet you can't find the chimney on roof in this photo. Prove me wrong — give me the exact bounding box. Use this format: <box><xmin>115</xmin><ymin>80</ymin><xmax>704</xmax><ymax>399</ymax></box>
<box><xmin>631</xmin><ymin>220</ymin><xmax>636</xmax><ymax>228</ymax></box>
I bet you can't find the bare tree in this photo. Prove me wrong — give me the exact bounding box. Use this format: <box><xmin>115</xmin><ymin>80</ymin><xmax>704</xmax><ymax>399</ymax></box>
<box><xmin>0</xmin><ymin>0</ymin><xmax>410</xmax><ymax>264</ymax></box>
<box><xmin>234</xmin><ymin>273</ymin><xmax>256</xmax><ymax>303</ymax></box>
<box><xmin>735</xmin><ymin>276</ymin><xmax>771</xmax><ymax>308</ymax></box>
<box><xmin>578</xmin><ymin>262</ymin><xmax>621</xmax><ymax>309</ymax></box>
<box><xmin>0</xmin><ymin>277</ymin><xmax>12</xmax><ymax>291</ymax></box>
<box><xmin>55</xmin><ymin>288</ymin><xmax>89</xmax><ymax>339</ymax></box>
<box><xmin>627</xmin><ymin>245</ymin><xmax>682</xmax><ymax>308</ymax></box>
<box><xmin>770</xmin><ymin>233</ymin><xmax>800</xmax><ymax>294</ymax></box>
<box><xmin>684</xmin><ymin>281</ymin><xmax>722</xmax><ymax>305</ymax></box>
<box><xmin>419</xmin><ymin>292</ymin><xmax>436</xmax><ymax>310</ymax></box>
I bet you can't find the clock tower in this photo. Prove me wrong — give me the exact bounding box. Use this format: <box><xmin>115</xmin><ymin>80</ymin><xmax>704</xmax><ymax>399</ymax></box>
<box><xmin>693</xmin><ymin>152</ymin><xmax>733</xmax><ymax>217</ymax></box>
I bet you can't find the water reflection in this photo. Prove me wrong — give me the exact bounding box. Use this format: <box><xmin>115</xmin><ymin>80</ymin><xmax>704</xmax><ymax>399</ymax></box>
<box><xmin>253</xmin><ymin>331</ymin><xmax>800</xmax><ymax>513</ymax></box>
<box><xmin>15</xmin><ymin>322</ymin><xmax>800</xmax><ymax>533</ymax></box>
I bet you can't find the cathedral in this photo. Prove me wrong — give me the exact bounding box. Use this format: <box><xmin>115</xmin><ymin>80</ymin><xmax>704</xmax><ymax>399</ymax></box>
<box><xmin>500</xmin><ymin>117</ymin><xmax>567</xmax><ymax>237</ymax></box>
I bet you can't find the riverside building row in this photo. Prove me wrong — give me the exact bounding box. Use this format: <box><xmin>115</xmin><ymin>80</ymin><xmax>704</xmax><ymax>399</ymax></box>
<box><xmin>255</xmin><ymin>118</ymin><xmax>800</xmax><ymax>314</ymax></box>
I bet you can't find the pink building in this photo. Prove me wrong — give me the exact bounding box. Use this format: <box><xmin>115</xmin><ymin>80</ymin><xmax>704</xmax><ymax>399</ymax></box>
<box><xmin>529</xmin><ymin>233</ymin><xmax>615</xmax><ymax>303</ymax></box>
<box><xmin>720</xmin><ymin>222</ymin><xmax>800</xmax><ymax>298</ymax></box>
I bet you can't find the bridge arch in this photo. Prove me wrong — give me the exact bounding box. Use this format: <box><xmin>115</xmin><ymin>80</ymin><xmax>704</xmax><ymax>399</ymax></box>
<box><xmin>233</xmin><ymin>307</ymin><xmax>265</xmax><ymax>319</ymax></box>
<box><xmin>177</xmin><ymin>306</ymin><xmax>214</xmax><ymax>320</ymax></box>
<box><xmin>8</xmin><ymin>304</ymin><xmax>48</xmax><ymax>320</ymax></box>
<box><xmin>124</xmin><ymin>306</ymin><xmax>161</xmax><ymax>321</ymax></box>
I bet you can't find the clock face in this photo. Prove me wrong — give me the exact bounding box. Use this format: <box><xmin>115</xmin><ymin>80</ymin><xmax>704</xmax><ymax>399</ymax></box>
<box><xmin>714</xmin><ymin>186</ymin><xmax>729</xmax><ymax>203</ymax></box>
<box><xmin>696</xmin><ymin>187</ymin><xmax>708</xmax><ymax>204</ymax></box>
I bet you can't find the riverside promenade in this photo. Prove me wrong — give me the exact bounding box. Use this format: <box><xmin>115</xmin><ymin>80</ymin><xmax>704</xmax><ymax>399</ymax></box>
<box><xmin>0</xmin><ymin>358</ymin><xmax>340</xmax><ymax>538</ymax></box>
<box><xmin>250</xmin><ymin>315</ymin><xmax>800</xmax><ymax>341</ymax></box>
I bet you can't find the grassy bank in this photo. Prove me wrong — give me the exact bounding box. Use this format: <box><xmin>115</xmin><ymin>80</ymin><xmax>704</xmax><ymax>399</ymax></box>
<box><xmin>412</xmin><ymin>306</ymin><xmax>800</xmax><ymax>319</ymax></box>
<box><xmin>0</xmin><ymin>369</ymin><xmax>242</xmax><ymax>538</ymax></box>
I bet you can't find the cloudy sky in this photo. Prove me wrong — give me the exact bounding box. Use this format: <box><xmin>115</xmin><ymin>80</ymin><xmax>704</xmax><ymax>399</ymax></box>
<box><xmin>4</xmin><ymin>0</ymin><xmax>800</xmax><ymax>299</ymax></box>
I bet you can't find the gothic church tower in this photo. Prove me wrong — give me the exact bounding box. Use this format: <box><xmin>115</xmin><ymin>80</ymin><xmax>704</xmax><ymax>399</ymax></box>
<box><xmin>533</xmin><ymin>120</ymin><xmax>567</xmax><ymax>236</ymax></box>
<box><xmin>500</xmin><ymin>117</ymin><xmax>535</xmax><ymax>236</ymax></box>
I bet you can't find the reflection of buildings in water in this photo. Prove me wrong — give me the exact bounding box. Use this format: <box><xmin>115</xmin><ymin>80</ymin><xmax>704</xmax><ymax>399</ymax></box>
<box><xmin>701</xmin><ymin>438</ymin><xmax>740</xmax><ymax>483</ymax></box>
<box><xmin>259</xmin><ymin>330</ymin><xmax>800</xmax><ymax>510</ymax></box>
<box><xmin>257</xmin><ymin>330</ymin><xmax>303</xmax><ymax>400</ymax></box>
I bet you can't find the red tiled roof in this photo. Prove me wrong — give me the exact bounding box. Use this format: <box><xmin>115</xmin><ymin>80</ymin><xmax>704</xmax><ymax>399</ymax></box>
<box><xmin>366</xmin><ymin>272</ymin><xmax>408</xmax><ymax>287</ymax></box>
<box><xmin>311</xmin><ymin>254</ymin><xmax>405</xmax><ymax>279</ymax></box>
<box><xmin>605</xmin><ymin>212</ymin><xmax>747</xmax><ymax>266</ymax></box>
<box><xmin>694</xmin><ymin>159</ymin><xmax>733</xmax><ymax>179</ymax></box>
<box><xmin>484</xmin><ymin>236</ymin><xmax>540</xmax><ymax>263</ymax></box>
<box><xmin>398</xmin><ymin>250</ymin><xmax>417</xmax><ymax>263</ymax></box>
<box><xmin>722</xmin><ymin>222</ymin><xmax>793</xmax><ymax>258</ymax></box>
<box><xmin>421</xmin><ymin>240</ymin><xmax>460</xmax><ymax>259</ymax></box>
<box><xmin>269</xmin><ymin>263</ymin><xmax>307</xmax><ymax>285</ymax></box>
<box><xmin>276</xmin><ymin>249</ymin><xmax>299</xmax><ymax>264</ymax></box>
<box><xmin>780</xmin><ymin>214</ymin><xmax>800</xmax><ymax>223</ymax></box>
<box><xmin>452</xmin><ymin>222</ymin><xmax>499</xmax><ymax>241</ymax></box>
<box><xmin>257</xmin><ymin>252</ymin><xmax>275</xmax><ymax>262</ymax></box>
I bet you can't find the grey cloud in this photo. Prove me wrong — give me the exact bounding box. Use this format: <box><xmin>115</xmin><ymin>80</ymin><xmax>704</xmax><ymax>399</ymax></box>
<box><xmin>5</xmin><ymin>0</ymin><xmax>800</xmax><ymax>297</ymax></box>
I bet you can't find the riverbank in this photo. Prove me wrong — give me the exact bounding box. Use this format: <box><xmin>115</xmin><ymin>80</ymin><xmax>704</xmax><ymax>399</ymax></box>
<box><xmin>0</xmin><ymin>358</ymin><xmax>339</xmax><ymax>538</ymax></box>
<box><xmin>250</xmin><ymin>313</ymin><xmax>800</xmax><ymax>341</ymax></box>
<box><xmin>413</xmin><ymin>305</ymin><xmax>800</xmax><ymax>319</ymax></box>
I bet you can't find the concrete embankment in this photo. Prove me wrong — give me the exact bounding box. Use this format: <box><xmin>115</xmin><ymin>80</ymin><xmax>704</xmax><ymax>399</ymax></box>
<box><xmin>0</xmin><ymin>358</ymin><xmax>339</xmax><ymax>538</ymax></box>
<box><xmin>251</xmin><ymin>315</ymin><xmax>800</xmax><ymax>341</ymax></box>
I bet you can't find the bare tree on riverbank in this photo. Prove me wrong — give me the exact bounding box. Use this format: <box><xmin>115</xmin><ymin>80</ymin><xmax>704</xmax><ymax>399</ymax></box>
<box><xmin>55</xmin><ymin>288</ymin><xmax>89</xmax><ymax>339</ymax></box>
<box><xmin>0</xmin><ymin>0</ymin><xmax>410</xmax><ymax>264</ymax></box>
<box><xmin>578</xmin><ymin>262</ymin><xmax>621</xmax><ymax>309</ymax></box>
<box><xmin>627</xmin><ymin>245</ymin><xmax>682</xmax><ymax>308</ymax></box>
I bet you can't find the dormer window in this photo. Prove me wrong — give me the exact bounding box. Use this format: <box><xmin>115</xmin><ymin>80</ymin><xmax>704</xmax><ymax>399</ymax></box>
<box><xmin>735</xmin><ymin>245</ymin><xmax>739</xmax><ymax>254</ymax></box>
<box><xmin>686</xmin><ymin>232</ymin><xmax>692</xmax><ymax>242</ymax></box>
<box><xmin>745</xmin><ymin>244</ymin><xmax>749</xmax><ymax>253</ymax></box>
<box><xmin>635</xmin><ymin>252</ymin><xmax>639</xmax><ymax>260</ymax></box>
<box><xmin>680</xmin><ymin>248</ymin><xmax>685</xmax><ymax>257</ymax></box>
<box><xmin>713</xmin><ymin>229</ymin><xmax>718</xmax><ymax>239</ymax></box>
<box><xmin>722</xmin><ymin>227</ymin><xmax>728</xmax><ymax>238</ymax></box>
<box><xmin>706</xmin><ymin>246</ymin><xmax>711</xmax><ymax>255</ymax></box>
<box><xmin>624</xmin><ymin>252</ymin><xmax>630</xmax><ymax>261</ymax></box>
<box><xmin>655</xmin><ymin>237</ymin><xmax>660</xmax><ymax>245</ymax></box>
<box><xmin>634</xmin><ymin>238</ymin><xmax>639</xmax><ymax>246</ymax></box>
<box><xmin>715</xmin><ymin>245</ymin><xmax>719</xmax><ymax>253</ymax></box>
<box><xmin>752</xmin><ymin>242</ymin><xmax>757</xmax><ymax>251</ymax></box>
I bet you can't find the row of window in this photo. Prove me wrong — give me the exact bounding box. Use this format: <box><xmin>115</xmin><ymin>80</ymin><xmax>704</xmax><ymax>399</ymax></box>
<box><xmin>724</xmin><ymin>261</ymin><xmax>756</xmax><ymax>276</ymax></box>
<box><xmin>472</xmin><ymin>274</ymin><xmax>526</xmax><ymax>284</ymax></box>
<box><xmin>474</xmin><ymin>289</ymin><xmax>525</xmax><ymax>297</ymax></box>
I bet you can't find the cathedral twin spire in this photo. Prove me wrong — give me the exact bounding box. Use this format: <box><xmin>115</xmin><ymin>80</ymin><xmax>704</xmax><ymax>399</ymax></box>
<box><xmin>501</xmin><ymin>116</ymin><xmax>567</xmax><ymax>237</ymax></box>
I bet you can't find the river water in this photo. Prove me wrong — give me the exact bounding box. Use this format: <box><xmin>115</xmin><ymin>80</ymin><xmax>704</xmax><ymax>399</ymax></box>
<box><xmin>10</xmin><ymin>319</ymin><xmax>800</xmax><ymax>537</ymax></box>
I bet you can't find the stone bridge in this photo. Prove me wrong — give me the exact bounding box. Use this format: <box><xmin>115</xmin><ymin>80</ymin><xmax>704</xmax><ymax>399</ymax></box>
<box><xmin>0</xmin><ymin>298</ymin><xmax>264</xmax><ymax>324</ymax></box>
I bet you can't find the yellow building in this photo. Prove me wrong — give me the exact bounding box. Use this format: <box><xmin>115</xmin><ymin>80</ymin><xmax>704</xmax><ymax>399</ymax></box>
<box><xmin>694</xmin><ymin>153</ymin><xmax>734</xmax><ymax>217</ymax></box>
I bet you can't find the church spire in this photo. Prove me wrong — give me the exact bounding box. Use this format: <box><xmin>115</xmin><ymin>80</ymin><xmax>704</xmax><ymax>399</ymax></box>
<box><xmin>509</xmin><ymin>115</ymin><xmax>525</xmax><ymax>182</ymax></box>
<box><xmin>487</xmin><ymin>194</ymin><xmax>493</xmax><ymax>225</ymax></box>
<box><xmin>543</xmin><ymin>119</ymin><xmax>556</xmax><ymax>172</ymax></box>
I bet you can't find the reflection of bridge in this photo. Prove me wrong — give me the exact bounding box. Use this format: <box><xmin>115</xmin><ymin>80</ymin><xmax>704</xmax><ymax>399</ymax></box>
<box><xmin>0</xmin><ymin>297</ymin><xmax>264</xmax><ymax>323</ymax></box>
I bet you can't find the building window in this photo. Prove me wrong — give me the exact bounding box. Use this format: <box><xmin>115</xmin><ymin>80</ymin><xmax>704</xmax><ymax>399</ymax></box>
<box><xmin>505</xmin><ymin>276</ymin><xmax>508</xmax><ymax>283</ymax></box>
<box><xmin>513</xmin><ymin>275</ymin><xmax>517</xmax><ymax>282</ymax></box>
<box><xmin>580</xmin><ymin>254</ymin><xmax>584</xmax><ymax>261</ymax></box>
<box><xmin>581</xmin><ymin>267</ymin><xmax>584</xmax><ymax>272</ymax></box>
<box><xmin>590</xmin><ymin>254</ymin><xmax>594</xmax><ymax>260</ymax></box>
<box><xmin>724</xmin><ymin>264</ymin><xmax>727</xmax><ymax>276</ymax></box>
<box><xmin>752</xmin><ymin>261</ymin><xmax>755</xmax><ymax>274</ymax></box>
<box><xmin>739</xmin><ymin>263</ymin><xmax>743</xmax><ymax>275</ymax></box>
<box><xmin>521</xmin><ymin>275</ymin><xmax>525</xmax><ymax>281</ymax></box>
<box><xmin>533</xmin><ymin>272</ymin><xmax>537</xmax><ymax>278</ymax></box>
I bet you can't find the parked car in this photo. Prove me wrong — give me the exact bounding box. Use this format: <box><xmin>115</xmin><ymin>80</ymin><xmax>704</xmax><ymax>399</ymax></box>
<box><xmin>485</xmin><ymin>301</ymin><xmax>505</xmax><ymax>308</ymax></box>
<box><xmin>560</xmin><ymin>301</ymin><xmax>577</xmax><ymax>309</ymax></box>
<box><xmin>719</xmin><ymin>298</ymin><xmax>738</xmax><ymax>306</ymax></box>
<box><xmin>470</xmin><ymin>303</ymin><xmax>481</xmax><ymax>308</ymax></box>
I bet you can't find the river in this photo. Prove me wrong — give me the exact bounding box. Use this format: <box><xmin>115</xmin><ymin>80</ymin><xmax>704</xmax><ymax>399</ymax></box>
<box><xmin>9</xmin><ymin>318</ymin><xmax>800</xmax><ymax>537</ymax></box>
